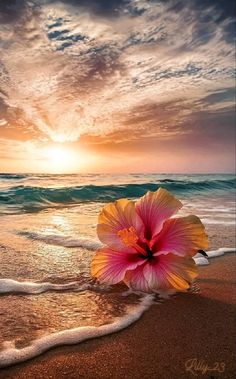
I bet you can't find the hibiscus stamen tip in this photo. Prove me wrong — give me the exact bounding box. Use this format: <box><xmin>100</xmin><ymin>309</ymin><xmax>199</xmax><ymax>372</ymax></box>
<box><xmin>118</xmin><ymin>226</ymin><xmax>138</xmax><ymax>246</ymax></box>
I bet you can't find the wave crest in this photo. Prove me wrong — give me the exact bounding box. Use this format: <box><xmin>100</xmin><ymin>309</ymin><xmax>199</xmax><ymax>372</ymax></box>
<box><xmin>0</xmin><ymin>178</ymin><xmax>235</xmax><ymax>213</ymax></box>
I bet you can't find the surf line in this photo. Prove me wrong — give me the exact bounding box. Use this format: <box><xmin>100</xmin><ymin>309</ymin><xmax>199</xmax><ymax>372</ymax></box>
<box><xmin>19</xmin><ymin>231</ymin><xmax>102</xmax><ymax>250</ymax></box>
<box><xmin>0</xmin><ymin>294</ymin><xmax>153</xmax><ymax>368</ymax></box>
<box><xmin>21</xmin><ymin>232</ymin><xmax>236</xmax><ymax>259</ymax></box>
<box><xmin>0</xmin><ymin>247</ymin><xmax>235</xmax><ymax>367</ymax></box>
<box><xmin>1</xmin><ymin>248</ymin><xmax>235</xmax><ymax>295</ymax></box>
<box><xmin>0</xmin><ymin>279</ymin><xmax>90</xmax><ymax>294</ymax></box>
<box><xmin>193</xmin><ymin>247</ymin><xmax>236</xmax><ymax>265</ymax></box>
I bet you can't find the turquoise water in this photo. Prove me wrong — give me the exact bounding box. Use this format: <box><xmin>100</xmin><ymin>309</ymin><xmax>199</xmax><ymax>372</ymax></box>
<box><xmin>0</xmin><ymin>173</ymin><xmax>235</xmax><ymax>214</ymax></box>
<box><xmin>0</xmin><ymin>173</ymin><xmax>235</xmax><ymax>366</ymax></box>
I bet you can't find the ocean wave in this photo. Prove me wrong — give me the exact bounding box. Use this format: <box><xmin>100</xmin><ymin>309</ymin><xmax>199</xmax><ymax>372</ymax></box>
<box><xmin>0</xmin><ymin>173</ymin><xmax>29</xmax><ymax>180</ymax></box>
<box><xmin>0</xmin><ymin>178</ymin><xmax>235</xmax><ymax>213</ymax></box>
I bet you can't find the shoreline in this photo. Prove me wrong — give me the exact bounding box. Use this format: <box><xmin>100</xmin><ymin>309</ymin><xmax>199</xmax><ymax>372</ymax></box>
<box><xmin>1</xmin><ymin>253</ymin><xmax>235</xmax><ymax>379</ymax></box>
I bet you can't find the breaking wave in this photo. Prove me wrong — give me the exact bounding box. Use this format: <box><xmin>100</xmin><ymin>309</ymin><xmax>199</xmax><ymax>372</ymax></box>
<box><xmin>0</xmin><ymin>177</ymin><xmax>235</xmax><ymax>213</ymax></box>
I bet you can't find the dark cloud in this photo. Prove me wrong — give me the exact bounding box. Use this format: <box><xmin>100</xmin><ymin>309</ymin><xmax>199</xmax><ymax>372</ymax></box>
<box><xmin>50</xmin><ymin>0</ymin><xmax>131</xmax><ymax>16</ymax></box>
<box><xmin>193</xmin><ymin>0</ymin><xmax>236</xmax><ymax>23</ymax></box>
<box><xmin>160</xmin><ymin>0</ymin><xmax>236</xmax><ymax>22</ymax></box>
<box><xmin>118</xmin><ymin>100</ymin><xmax>186</xmax><ymax>131</ymax></box>
<box><xmin>0</xmin><ymin>99</ymin><xmax>7</xmax><ymax>117</ymax></box>
<box><xmin>156</xmin><ymin>0</ymin><xmax>236</xmax><ymax>47</ymax></box>
<box><xmin>188</xmin><ymin>105</ymin><xmax>235</xmax><ymax>144</ymax></box>
<box><xmin>56</xmin><ymin>44</ymin><xmax>125</xmax><ymax>98</ymax></box>
<box><xmin>87</xmin><ymin>105</ymin><xmax>235</xmax><ymax>154</ymax></box>
<box><xmin>47</xmin><ymin>28</ymin><xmax>88</xmax><ymax>51</ymax></box>
<box><xmin>197</xmin><ymin>88</ymin><xmax>235</xmax><ymax>106</ymax></box>
<box><xmin>0</xmin><ymin>0</ymin><xmax>130</xmax><ymax>19</ymax></box>
<box><xmin>1</xmin><ymin>0</ymin><xmax>235</xmax><ymax>24</ymax></box>
<box><xmin>0</xmin><ymin>0</ymin><xmax>25</xmax><ymax>23</ymax></box>
<box><xmin>0</xmin><ymin>0</ymin><xmax>41</xmax><ymax>24</ymax></box>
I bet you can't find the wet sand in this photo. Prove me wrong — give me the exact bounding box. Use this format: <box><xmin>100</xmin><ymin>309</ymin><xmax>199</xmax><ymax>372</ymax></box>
<box><xmin>1</xmin><ymin>252</ymin><xmax>235</xmax><ymax>379</ymax></box>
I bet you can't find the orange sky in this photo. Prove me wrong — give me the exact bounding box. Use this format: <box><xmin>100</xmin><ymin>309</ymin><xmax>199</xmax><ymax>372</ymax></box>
<box><xmin>0</xmin><ymin>136</ymin><xmax>234</xmax><ymax>174</ymax></box>
<box><xmin>0</xmin><ymin>0</ymin><xmax>235</xmax><ymax>173</ymax></box>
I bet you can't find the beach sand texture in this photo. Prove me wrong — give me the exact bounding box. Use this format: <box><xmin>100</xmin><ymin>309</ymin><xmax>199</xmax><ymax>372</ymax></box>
<box><xmin>0</xmin><ymin>174</ymin><xmax>235</xmax><ymax>378</ymax></box>
<box><xmin>1</xmin><ymin>252</ymin><xmax>235</xmax><ymax>379</ymax></box>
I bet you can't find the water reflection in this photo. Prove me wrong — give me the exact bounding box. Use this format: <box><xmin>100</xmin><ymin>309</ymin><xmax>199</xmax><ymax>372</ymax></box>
<box><xmin>0</xmin><ymin>287</ymin><xmax>140</xmax><ymax>350</ymax></box>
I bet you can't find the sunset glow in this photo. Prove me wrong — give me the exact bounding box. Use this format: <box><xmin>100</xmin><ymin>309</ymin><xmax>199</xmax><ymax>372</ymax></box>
<box><xmin>0</xmin><ymin>2</ymin><xmax>235</xmax><ymax>374</ymax></box>
<box><xmin>43</xmin><ymin>145</ymin><xmax>77</xmax><ymax>173</ymax></box>
<box><xmin>0</xmin><ymin>1</ymin><xmax>235</xmax><ymax>173</ymax></box>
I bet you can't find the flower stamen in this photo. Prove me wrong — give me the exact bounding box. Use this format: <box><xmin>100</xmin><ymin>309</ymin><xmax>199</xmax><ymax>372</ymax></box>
<box><xmin>118</xmin><ymin>226</ymin><xmax>146</xmax><ymax>254</ymax></box>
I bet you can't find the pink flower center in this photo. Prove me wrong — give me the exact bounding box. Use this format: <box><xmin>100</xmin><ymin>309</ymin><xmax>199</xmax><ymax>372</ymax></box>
<box><xmin>117</xmin><ymin>227</ymin><xmax>154</xmax><ymax>260</ymax></box>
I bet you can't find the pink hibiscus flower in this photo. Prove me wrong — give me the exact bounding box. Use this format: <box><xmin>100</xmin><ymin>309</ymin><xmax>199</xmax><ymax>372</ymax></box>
<box><xmin>91</xmin><ymin>188</ymin><xmax>208</xmax><ymax>293</ymax></box>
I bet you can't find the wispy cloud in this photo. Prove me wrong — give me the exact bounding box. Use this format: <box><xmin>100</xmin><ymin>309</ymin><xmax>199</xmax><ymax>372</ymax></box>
<box><xmin>0</xmin><ymin>0</ymin><xmax>235</xmax><ymax>171</ymax></box>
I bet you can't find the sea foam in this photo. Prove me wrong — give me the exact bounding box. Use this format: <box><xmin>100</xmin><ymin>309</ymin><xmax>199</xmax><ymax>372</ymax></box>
<box><xmin>20</xmin><ymin>231</ymin><xmax>102</xmax><ymax>250</ymax></box>
<box><xmin>1</xmin><ymin>248</ymin><xmax>235</xmax><ymax>295</ymax></box>
<box><xmin>0</xmin><ymin>294</ymin><xmax>153</xmax><ymax>368</ymax></box>
<box><xmin>0</xmin><ymin>247</ymin><xmax>235</xmax><ymax>367</ymax></box>
<box><xmin>193</xmin><ymin>247</ymin><xmax>236</xmax><ymax>265</ymax></box>
<box><xmin>0</xmin><ymin>279</ymin><xmax>110</xmax><ymax>295</ymax></box>
<box><xmin>0</xmin><ymin>279</ymin><xmax>80</xmax><ymax>294</ymax></box>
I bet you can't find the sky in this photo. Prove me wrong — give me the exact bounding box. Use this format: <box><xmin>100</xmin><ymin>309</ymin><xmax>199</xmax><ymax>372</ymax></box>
<box><xmin>0</xmin><ymin>0</ymin><xmax>235</xmax><ymax>173</ymax></box>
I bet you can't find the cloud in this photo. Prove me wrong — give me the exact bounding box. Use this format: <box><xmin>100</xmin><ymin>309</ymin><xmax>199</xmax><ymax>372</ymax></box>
<box><xmin>0</xmin><ymin>0</ymin><xmax>235</xmax><ymax>152</ymax></box>
<box><xmin>0</xmin><ymin>119</ymin><xmax>7</xmax><ymax>126</ymax></box>
<box><xmin>195</xmin><ymin>87</ymin><xmax>235</xmax><ymax>108</ymax></box>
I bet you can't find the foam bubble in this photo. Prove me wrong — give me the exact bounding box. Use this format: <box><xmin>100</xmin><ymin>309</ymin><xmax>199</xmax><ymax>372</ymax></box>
<box><xmin>21</xmin><ymin>232</ymin><xmax>102</xmax><ymax>250</ymax></box>
<box><xmin>193</xmin><ymin>247</ymin><xmax>236</xmax><ymax>265</ymax></box>
<box><xmin>0</xmin><ymin>294</ymin><xmax>153</xmax><ymax>368</ymax></box>
<box><xmin>206</xmin><ymin>250</ymin><xmax>225</xmax><ymax>258</ymax></box>
<box><xmin>218</xmin><ymin>247</ymin><xmax>236</xmax><ymax>253</ymax></box>
<box><xmin>193</xmin><ymin>257</ymin><xmax>209</xmax><ymax>266</ymax></box>
<box><xmin>0</xmin><ymin>279</ymin><xmax>87</xmax><ymax>294</ymax></box>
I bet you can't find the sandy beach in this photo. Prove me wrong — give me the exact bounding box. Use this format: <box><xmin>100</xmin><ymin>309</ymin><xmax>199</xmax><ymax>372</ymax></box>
<box><xmin>1</xmin><ymin>250</ymin><xmax>235</xmax><ymax>379</ymax></box>
<box><xmin>0</xmin><ymin>0</ymin><xmax>235</xmax><ymax>374</ymax></box>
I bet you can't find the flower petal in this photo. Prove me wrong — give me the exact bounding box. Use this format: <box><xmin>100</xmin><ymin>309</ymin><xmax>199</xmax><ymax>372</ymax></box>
<box><xmin>91</xmin><ymin>247</ymin><xmax>144</xmax><ymax>285</ymax></box>
<box><xmin>97</xmin><ymin>199</ymin><xmax>144</xmax><ymax>249</ymax></box>
<box><xmin>143</xmin><ymin>254</ymin><xmax>198</xmax><ymax>292</ymax></box>
<box><xmin>124</xmin><ymin>264</ymin><xmax>150</xmax><ymax>292</ymax></box>
<box><xmin>135</xmin><ymin>188</ymin><xmax>182</xmax><ymax>240</ymax></box>
<box><xmin>153</xmin><ymin>215</ymin><xmax>209</xmax><ymax>257</ymax></box>
<box><xmin>142</xmin><ymin>259</ymin><xmax>170</xmax><ymax>290</ymax></box>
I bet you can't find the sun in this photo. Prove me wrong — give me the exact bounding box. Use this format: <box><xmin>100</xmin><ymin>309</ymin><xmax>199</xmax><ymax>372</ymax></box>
<box><xmin>47</xmin><ymin>146</ymin><xmax>70</xmax><ymax>163</ymax></box>
<box><xmin>43</xmin><ymin>145</ymin><xmax>77</xmax><ymax>173</ymax></box>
